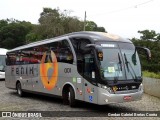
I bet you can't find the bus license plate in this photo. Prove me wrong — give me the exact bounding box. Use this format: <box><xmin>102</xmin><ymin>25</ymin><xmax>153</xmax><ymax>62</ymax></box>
<box><xmin>123</xmin><ymin>96</ymin><xmax>132</xmax><ymax>101</ymax></box>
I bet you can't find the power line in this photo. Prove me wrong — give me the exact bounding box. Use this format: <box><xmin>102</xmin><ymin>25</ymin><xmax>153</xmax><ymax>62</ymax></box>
<box><xmin>135</xmin><ymin>0</ymin><xmax>154</xmax><ymax>7</ymax></box>
<box><xmin>88</xmin><ymin>0</ymin><xmax>154</xmax><ymax>17</ymax></box>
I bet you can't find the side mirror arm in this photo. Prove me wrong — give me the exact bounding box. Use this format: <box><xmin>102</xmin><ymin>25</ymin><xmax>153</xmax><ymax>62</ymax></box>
<box><xmin>136</xmin><ymin>46</ymin><xmax>151</xmax><ymax>60</ymax></box>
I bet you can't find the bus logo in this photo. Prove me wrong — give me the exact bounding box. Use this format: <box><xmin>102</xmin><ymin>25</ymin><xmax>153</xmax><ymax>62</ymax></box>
<box><xmin>40</xmin><ymin>51</ymin><xmax>58</xmax><ymax>90</ymax></box>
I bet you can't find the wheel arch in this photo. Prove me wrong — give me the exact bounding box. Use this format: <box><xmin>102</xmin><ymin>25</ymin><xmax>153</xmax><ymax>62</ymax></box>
<box><xmin>16</xmin><ymin>80</ymin><xmax>21</xmax><ymax>89</ymax></box>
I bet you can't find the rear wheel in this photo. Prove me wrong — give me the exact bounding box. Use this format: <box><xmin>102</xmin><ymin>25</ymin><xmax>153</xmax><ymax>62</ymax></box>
<box><xmin>16</xmin><ymin>82</ymin><xmax>24</xmax><ymax>97</ymax></box>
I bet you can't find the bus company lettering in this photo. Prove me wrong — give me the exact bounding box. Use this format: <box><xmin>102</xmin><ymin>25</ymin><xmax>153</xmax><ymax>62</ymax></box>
<box><xmin>40</xmin><ymin>51</ymin><xmax>58</xmax><ymax>90</ymax></box>
<box><xmin>11</xmin><ymin>66</ymin><xmax>38</xmax><ymax>76</ymax></box>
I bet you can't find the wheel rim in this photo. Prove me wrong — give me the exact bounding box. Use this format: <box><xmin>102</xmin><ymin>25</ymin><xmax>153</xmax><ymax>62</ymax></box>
<box><xmin>68</xmin><ymin>91</ymin><xmax>71</xmax><ymax>103</ymax></box>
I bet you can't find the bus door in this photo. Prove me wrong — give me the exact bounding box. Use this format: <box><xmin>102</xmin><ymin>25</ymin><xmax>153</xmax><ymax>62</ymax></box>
<box><xmin>83</xmin><ymin>54</ymin><xmax>98</xmax><ymax>104</ymax></box>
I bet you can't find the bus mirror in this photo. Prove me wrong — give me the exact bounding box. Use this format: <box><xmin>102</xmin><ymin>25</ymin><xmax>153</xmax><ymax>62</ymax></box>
<box><xmin>144</xmin><ymin>48</ymin><xmax>151</xmax><ymax>60</ymax></box>
<box><xmin>136</xmin><ymin>46</ymin><xmax>151</xmax><ymax>61</ymax></box>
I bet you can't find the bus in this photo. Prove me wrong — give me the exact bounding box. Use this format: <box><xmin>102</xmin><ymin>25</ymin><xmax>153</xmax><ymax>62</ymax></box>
<box><xmin>0</xmin><ymin>48</ymin><xmax>8</xmax><ymax>80</ymax></box>
<box><xmin>5</xmin><ymin>32</ymin><xmax>151</xmax><ymax>107</ymax></box>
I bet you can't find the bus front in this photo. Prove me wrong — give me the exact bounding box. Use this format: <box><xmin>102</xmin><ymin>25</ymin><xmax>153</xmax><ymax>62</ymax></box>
<box><xmin>92</xmin><ymin>41</ymin><xmax>150</xmax><ymax>104</ymax></box>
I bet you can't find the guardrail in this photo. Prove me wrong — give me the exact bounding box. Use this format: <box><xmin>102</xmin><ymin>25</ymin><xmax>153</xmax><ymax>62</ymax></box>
<box><xmin>143</xmin><ymin>77</ymin><xmax>160</xmax><ymax>98</ymax></box>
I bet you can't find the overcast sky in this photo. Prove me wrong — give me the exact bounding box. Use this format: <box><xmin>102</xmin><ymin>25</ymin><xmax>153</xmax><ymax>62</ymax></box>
<box><xmin>0</xmin><ymin>0</ymin><xmax>159</xmax><ymax>39</ymax></box>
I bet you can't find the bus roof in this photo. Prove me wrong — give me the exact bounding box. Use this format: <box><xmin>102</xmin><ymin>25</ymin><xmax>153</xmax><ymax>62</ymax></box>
<box><xmin>0</xmin><ymin>48</ymin><xmax>8</xmax><ymax>55</ymax></box>
<box><xmin>8</xmin><ymin>31</ymin><xmax>132</xmax><ymax>52</ymax></box>
<box><xmin>68</xmin><ymin>31</ymin><xmax>131</xmax><ymax>42</ymax></box>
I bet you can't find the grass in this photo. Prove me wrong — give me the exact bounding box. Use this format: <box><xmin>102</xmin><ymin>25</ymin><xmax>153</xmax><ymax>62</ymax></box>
<box><xmin>143</xmin><ymin>71</ymin><xmax>160</xmax><ymax>79</ymax></box>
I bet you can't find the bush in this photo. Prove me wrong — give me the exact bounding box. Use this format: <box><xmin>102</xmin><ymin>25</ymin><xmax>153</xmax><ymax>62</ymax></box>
<box><xmin>143</xmin><ymin>71</ymin><xmax>160</xmax><ymax>79</ymax></box>
<box><xmin>142</xmin><ymin>64</ymin><xmax>160</xmax><ymax>73</ymax></box>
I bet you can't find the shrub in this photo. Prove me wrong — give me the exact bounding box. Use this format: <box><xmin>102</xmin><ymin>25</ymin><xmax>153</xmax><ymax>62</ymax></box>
<box><xmin>143</xmin><ymin>71</ymin><xmax>160</xmax><ymax>79</ymax></box>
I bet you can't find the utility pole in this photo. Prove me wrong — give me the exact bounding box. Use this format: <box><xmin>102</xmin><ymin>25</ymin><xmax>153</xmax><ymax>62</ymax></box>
<box><xmin>83</xmin><ymin>11</ymin><xmax>86</xmax><ymax>31</ymax></box>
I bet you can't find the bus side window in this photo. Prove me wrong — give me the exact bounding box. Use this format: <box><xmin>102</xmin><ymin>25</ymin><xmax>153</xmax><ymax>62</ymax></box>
<box><xmin>58</xmin><ymin>40</ymin><xmax>73</xmax><ymax>64</ymax></box>
<box><xmin>6</xmin><ymin>53</ymin><xmax>16</xmax><ymax>65</ymax></box>
<box><xmin>30</xmin><ymin>47</ymin><xmax>43</xmax><ymax>64</ymax></box>
<box><xmin>21</xmin><ymin>49</ymin><xmax>31</xmax><ymax>64</ymax></box>
<box><xmin>15</xmin><ymin>51</ymin><xmax>22</xmax><ymax>65</ymax></box>
<box><xmin>49</xmin><ymin>40</ymin><xmax>73</xmax><ymax>64</ymax></box>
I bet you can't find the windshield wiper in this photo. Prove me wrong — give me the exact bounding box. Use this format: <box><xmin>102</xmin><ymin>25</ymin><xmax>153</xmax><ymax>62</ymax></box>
<box><xmin>114</xmin><ymin>53</ymin><xmax>122</xmax><ymax>83</ymax></box>
<box><xmin>124</xmin><ymin>53</ymin><xmax>138</xmax><ymax>81</ymax></box>
<box><xmin>124</xmin><ymin>53</ymin><xmax>129</xmax><ymax>72</ymax></box>
<box><xmin>118</xmin><ymin>53</ymin><xmax>122</xmax><ymax>71</ymax></box>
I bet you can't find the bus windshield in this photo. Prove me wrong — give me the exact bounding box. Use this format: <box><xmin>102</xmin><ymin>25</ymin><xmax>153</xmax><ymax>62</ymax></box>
<box><xmin>100</xmin><ymin>48</ymin><xmax>125</xmax><ymax>80</ymax></box>
<box><xmin>99</xmin><ymin>43</ymin><xmax>141</xmax><ymax>81</ymax></box>
<box><xmin>119</xmin><ymin>43</ymin><xmax>141</xmax><ymax>80</ymax></box>
<box><xmin>0</xmin><ymin>55</ymin><xmax>6</xmax><ymax>72</ymax></box>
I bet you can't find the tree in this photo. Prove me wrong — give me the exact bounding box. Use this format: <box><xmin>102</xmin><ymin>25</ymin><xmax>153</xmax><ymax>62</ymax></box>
<box><xmin>37</xmin><ymin>8</ymin><xmax>65</xmax><ymax>38</ymax></box>
<box><xmin>138</xmin><ymin>30</ymin><xmax>157</xmax><ymax>40</ymax></box>
<box><xmin>36</xmin><ymin>8</ymin><xmax>84</xmax><ymax>39</ymax></box>
<box><xmin>131</xmin><ymin>29</ymin><xmax>160</xmax><ymax>72</ymax></box>
<box><xmin>0</xmin><ymin>19</ymin><xmax>34</xmax><ymax>49</ymax></box>
<box><xmin>35</xmin><ymin>8</ymin><xmax>106</xmax><ymax>39</ymax></box>
<box><xmin>85</xmin><ymin>21</ymin><xmax>106</xmax><ymax>32</ymax></box>
<box><xmin>0</xmin><ymin>8</ymin><xmax>107</xmax><ymax>48</ymax></box>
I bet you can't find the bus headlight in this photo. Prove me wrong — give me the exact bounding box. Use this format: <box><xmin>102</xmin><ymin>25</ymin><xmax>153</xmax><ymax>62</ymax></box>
<box><xmin>98</xmin><ymin>84</ymin><xmax>112</xmax><ymax>93</ymax></box>
<box><xmin>139</xmin><ymin>83</ymin><xmax>143</xmax><ymax>91</ymax></box>
<box><xmin>102</xmin><ymin>85</ymin><xmax>107</xmax><ymax>89</ymax></box>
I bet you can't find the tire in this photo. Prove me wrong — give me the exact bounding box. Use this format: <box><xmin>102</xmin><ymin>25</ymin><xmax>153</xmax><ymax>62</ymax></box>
<box><xmin>16</xmin><ymin>82</ymin><xmax>24</xmax><ymax>97</ymax></box>
<box><xmin>68</xmin><ymin>87</ymin><xmax>76</xmax><ymax>107</ymax></box>
<box><xmin>63</xmin><ymin>89</ymin><xmax>69</xmax><ymax>105</ymax></box>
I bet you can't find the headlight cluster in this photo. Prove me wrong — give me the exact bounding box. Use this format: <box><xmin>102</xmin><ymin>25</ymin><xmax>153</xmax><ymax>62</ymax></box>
<box><xmin>98</xmin><ymin>84</ymin><xmax>112</xmax><ymax>93</ymax></box>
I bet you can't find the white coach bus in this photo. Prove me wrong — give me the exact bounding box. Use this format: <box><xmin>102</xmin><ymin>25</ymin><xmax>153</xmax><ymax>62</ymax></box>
<box><xmin>0</xmin><ymin>48</ymin><xmax>8</xmax><ymax>80</ymax></box>
<box><xmin>5</xmin><ymin>32</ymin><xmax>151</xmax><ymax>107</ymax></box>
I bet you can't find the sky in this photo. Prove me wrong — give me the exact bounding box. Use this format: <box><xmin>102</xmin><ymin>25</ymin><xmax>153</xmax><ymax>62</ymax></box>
<box><xmin>0</xmin><ymin>0</ymin><xmax>159</xmax><ymax>39</ymax></box>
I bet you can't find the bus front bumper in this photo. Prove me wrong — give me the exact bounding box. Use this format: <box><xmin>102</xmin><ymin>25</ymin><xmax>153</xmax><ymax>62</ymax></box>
<box><xmin>98</xmin><ymin>88</ymin><xmax>143</xmax><ymax>105</ymax></box>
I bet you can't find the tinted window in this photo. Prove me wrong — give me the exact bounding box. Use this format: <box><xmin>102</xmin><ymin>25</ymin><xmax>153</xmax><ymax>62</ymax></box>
<box><xmin>48</xmin><ymin>40</ymin><xmax>73</xmax><ymax>64</ymax></box>
<box><xmin>6</xmin><ymin>52</ymin><xmax>16</xmax><ymax>65</ymax></box>
<box><xmin>6</xmin><ymin>40</ymin><xmax>73</xmax><ymax>65</ymax></box>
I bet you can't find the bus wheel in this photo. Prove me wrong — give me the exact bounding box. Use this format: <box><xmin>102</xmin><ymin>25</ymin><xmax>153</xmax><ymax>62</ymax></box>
<box><xmin>16</xmin><ymin>82</ymin><xmax>24</xmax><ymax>97</ymax></box>
<box><xmin>63</xmin><ymin>89</ymin><xmax>69</xmax><ymax>105</ymax></box>
<box><xmin>68</xmin><ymin>87</ymin><xmax>76</xmax><ymax>107</ymax></box>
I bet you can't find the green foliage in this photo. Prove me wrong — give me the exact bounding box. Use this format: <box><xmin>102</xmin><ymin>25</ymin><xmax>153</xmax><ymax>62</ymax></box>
<box><xmin>25</xmin><ymin>33</ymin><xmax>41</xmax><ymax>43</ymax></box>
<box><xmin>132</xmin><ymin>30</ymin><xmax>160</xmax><ymax>73</ymax></box>
<box><xmin>138</xmin><ymin>30</ymin><xmax>157</xmax><ymax>40</ymax></box>
<box><xmin>143</xmin><ymin>71</ymin><xmax>160</xmax><ymax>79</ymax></box>
<box><xmin>35</xmin><ymin>8</ymin><xmax>106</xmax><ymax>39</ymax></box>
<box><xmin>0</xmin><ymin>19</ymin><xmax>34</xmax><ymax>49</ymax></box>
<box><xmin>85</xmin><ymin>21</ymin><xmax>106</xmax><ymax>32</ymax></box>
<box><xmin>0</xmin><ymin>8</ymin><xmax>106</xmax><ymax>48</ymax></box>
<box><xmin>36</xmin><ymin>8</ymin><xmax>84</xmax><ymax>39</ymax></box>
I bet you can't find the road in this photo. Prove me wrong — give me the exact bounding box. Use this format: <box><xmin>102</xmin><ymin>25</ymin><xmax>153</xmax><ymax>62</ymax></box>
<box><xmin>0</xmin><ymin>80</ymin><xmax>159</xmax><ymax>120</ymax></box>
